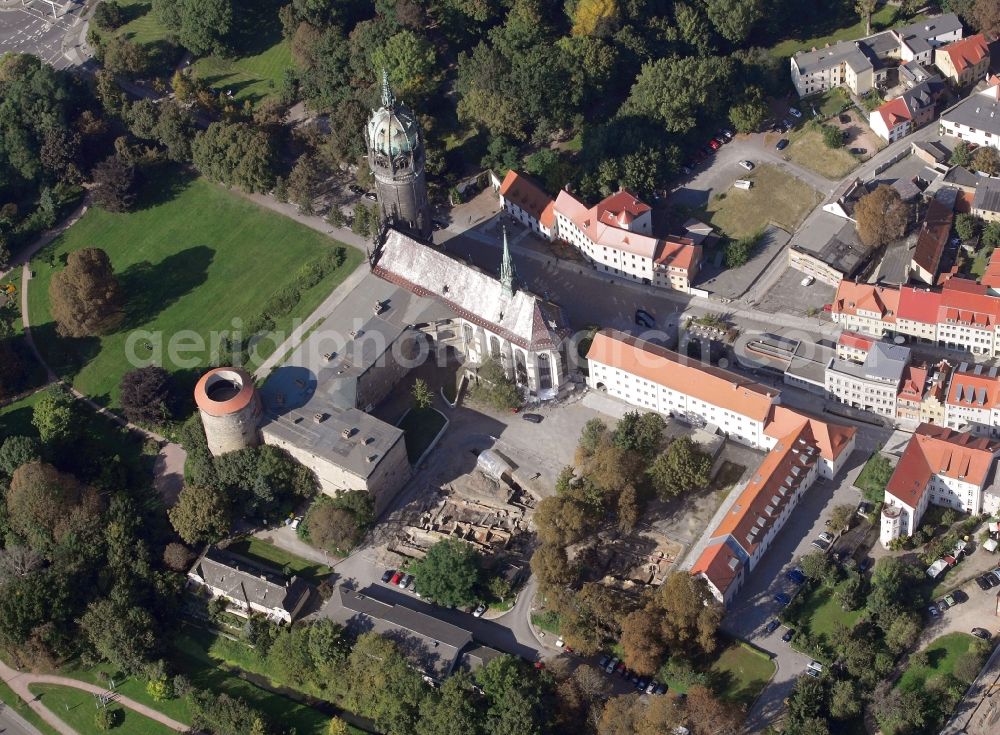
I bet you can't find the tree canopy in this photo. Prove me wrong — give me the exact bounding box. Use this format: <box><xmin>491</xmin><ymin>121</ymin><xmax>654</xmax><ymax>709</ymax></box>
<box><xmin>412</xmin><ymin>538</ymin><xmax>481</xmax><ymax>607</ymax></box>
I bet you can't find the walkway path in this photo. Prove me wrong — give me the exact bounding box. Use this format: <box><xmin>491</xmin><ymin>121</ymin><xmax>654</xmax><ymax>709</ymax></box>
<box><xmin>0</xmin><ymin>659</ymin><xmax>187</xmax><ymax>734</ymax></box>
<box><xmin>9</xmin><ymin>197</ymin><xmax>187</xmax><ymax>501</ymax></box>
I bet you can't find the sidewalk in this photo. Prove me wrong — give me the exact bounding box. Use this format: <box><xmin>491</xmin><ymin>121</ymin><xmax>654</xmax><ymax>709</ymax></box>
<box><xmin>0</xmin><ymin>658</ymin><xmax>187</xmax><ymax>734</ymax></box>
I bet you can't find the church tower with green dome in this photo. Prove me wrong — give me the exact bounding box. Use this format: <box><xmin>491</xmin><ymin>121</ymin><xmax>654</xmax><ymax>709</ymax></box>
<box><xmin>365</xmin><ymin>71</ymin><xmax>432</xmax><ymax>241</ymax></box>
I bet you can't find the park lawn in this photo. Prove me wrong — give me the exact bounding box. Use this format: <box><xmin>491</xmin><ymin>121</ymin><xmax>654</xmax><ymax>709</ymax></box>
<box><xmin>399</xmin><ymin>407</ymin><xmax>448</xmax><ymax>463</ymax></box>
<box><xmin>790</xmin><ymin>585</ymin><xmax>862</xmax><ymax>641</ymax></box>
<box><xmin>191</xmin><ymin>38</ymin><xmax>292</xmax><ymax>104</ymax></box>
<box><xmin>0</xmin><ymin>678</ymin><xmax>61</xmax><ymax>735</ymax></box>
<box><xmin>27</xmin><ymin>684</ymin><xmax>177</xmax><ymax>735</ymax></box>
<box><xmin>898</xmin><ymin>632</ymin><xmax>978</xmax><ymax>692</ymax></box>
<box><xmin>226</xmin><ymin>536</ymin><xmax>334</xmax><ymax>584</ymax></box>
<box><xmin>770</xmin><ymin>7</ymin><xmax>923</xmax><ymax>58</ymax></box>
<box><xmin>854</xmin><ymin>451</ymin><xmax>891</xmax><ymax>501</ymax></box>
<box><xmin>0</xmin><ymin>389</ymin><xmax>43</xmax><ymax>438</ymax></box>
<box><xmin>785</xmin><ymin>126</ymin><xmax>860</xmax><ymax>180</ymax></box>
<box><xmin>58</xmin><ymin>661</ymin><xmax>192</xmax><ymax>725</ymax></box>
<box><xmin>28</xmin><ymin>168</ymin><xmax>362</xmax><ymax>408</ymax></box>
<box><xmin>703</xmin><ymin>164</ymin><xmax>821</xmax><ymax>239</ymax></box>
<box><xmin>710</xmin><ymin>643</ymin><xmax>775</xmax><ymax>708</ymax></box>
<box><xmin>115</xmin><ymin>0</ymin><xmax>173</xmax><ymax>48</ymax></box>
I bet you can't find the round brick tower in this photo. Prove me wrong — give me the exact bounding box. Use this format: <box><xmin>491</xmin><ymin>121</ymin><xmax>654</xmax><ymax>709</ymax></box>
<box><xmin>194</xmin><ymin>367</ymin><xmax>262</xmax><ymax>456</ymax></box>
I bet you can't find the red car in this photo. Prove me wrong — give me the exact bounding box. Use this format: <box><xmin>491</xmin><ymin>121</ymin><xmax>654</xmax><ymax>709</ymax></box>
<box><xmin>822</xmin><ymin>303</ymin><xmax>833</xmax><ymax>312</ymax></box>
<box><xmin>708</xmin><ymin>139</ymin><xmax>722</xmax><ymax>150</ymax></box>
<box><xmin>389</xmin><ymin>571</ymin><xmax>403</xmax><ymax>585</ymax></box>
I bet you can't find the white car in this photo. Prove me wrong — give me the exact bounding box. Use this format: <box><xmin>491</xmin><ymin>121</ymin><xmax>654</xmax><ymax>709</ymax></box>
<box><xmin>800</xmin><ymin>275</ymin><xmax>815</xmax><ymax>287</ymax></box>
<box><xmin>739</xmin><ymin>160</ymin><xmax>755</xmax><ymax>171</ymax></box>
<box><xmin>473</xmin><ymin>603</ymin><xmax>487</xmax><ymax>618</ymax></box>
<box><xmin>290</xmin><ymin>517</ymin><xmax>302</xmax><ymax>531</ymax></box>
<box><xmin>789</xmin><ymin>107</ymin><xmax>802</xmax><ymax>118</ymax></box>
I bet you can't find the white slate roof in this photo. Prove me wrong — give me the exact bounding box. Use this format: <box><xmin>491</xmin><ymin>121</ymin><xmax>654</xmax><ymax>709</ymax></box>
<box><xmin>372</xmin><ymin>228</ymin><xmax>570</xmax><ymax>351</ymax></box>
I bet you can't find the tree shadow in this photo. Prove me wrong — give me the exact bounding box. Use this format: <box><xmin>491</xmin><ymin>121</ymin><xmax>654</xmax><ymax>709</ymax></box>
<box><xmin>119</xmin><ymin>245</ymin><xmax>215</xmax><ymax>329</ymax></box>
<box><xmin>132</xmin><ymin>164</ymin><xmax>198</xmax><ymax>212</ymax></box>
<box><xmin>226</xmin><ymin>0</ymin><xmax>284</xmax><ymax>58</ymax></box>
<box><xmin>121</xmin><ymin>2</ymin><xmax>152</xmax><ymax>23</ymax></box>
<box><xmin>29</xmin><ymin>322</ymin><xmax>101</xmax><ymax>381</ymax></box>
<box><xmin>200</xmin><ymin>74</ymin><xmax>266</xmax><ymax>103</ymax></box>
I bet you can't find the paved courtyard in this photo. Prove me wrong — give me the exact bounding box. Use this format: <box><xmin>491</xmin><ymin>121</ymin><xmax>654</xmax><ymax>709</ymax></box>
<box><xmin>0</xmin><ymin>1</ymin><xmax>86</xmax><ymax>69</ymax></box>
<box><xmin>755</xmin><ymin>266</ymin><xmax>837</xmax><ymax>317</ymax></box>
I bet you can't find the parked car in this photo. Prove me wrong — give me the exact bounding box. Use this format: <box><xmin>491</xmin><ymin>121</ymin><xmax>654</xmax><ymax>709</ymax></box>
<box><xmin>348</xmin><ymin>184</ymin><xmax>364</xmax><ymax>195</ymax></box>
<box><xmin>985</xmin><ymin>574</ymin><xmax>1000</xmax><ymax>589</ymax></box>
<box><xmin>635</xmin><ymin>309</ymin><xmax>655</xmax><ymax>328</ymax></box>
<box><xmin>936</xmin><ymin>598</ymin><xmax>949</xmax><ymax>613</ymax></box>
<box><xmin>381</xmin><ymin>569</ymin><xmax>395</xmax><ymax>583</ymax></box>
<box><xmin>390</xmin><ymin>571</ymin><xmax>403</xmax><ymax>585</ymax></box>
<box><xmin>775</xmin><ymin>138</ymin><xmax>789</xmax><ymax>151</ymax></box>
<box><xmin>473</xmin><ymin>602</ymin><xmax>487</xmax><ymax>617</ymax></box>
<box><xmin>765</xmin><ymin>619</ymin><xmax>781</xmax><ymax>635</ymax></box>
<box><xmin>718</xmin><ymin>129</ymin><xmax>734</xmax><ymax>141</ymax></box>
<box><xmin>774</xmin><ymin>592</ymin><xmax>791</xmax><ymax>605</ymax></box>
<box><xmin>972</xmin><ymin>628</ymin><xmax>992</xmax><ymax>640</ymax></box>
<box><xmin>786</xmin><ymin>569</ymin><xmax>806</xmax><ymax>585</ymax></box>
<box><xmin>606</xmin><ymin>657</ymin><xmax>619</xmax><ymax>674</ymax></box>
<box><xmin>782</xmin><ymin>628</ymin><xmax>795</xmax><ymax>642</ymax></box>
<box><xmin>849</xmin><ymin>147</ymin><xmax>867</xmax><ymax>155</ymax></box>
<box><xmin>400</xmin><ymin>573</ymin><xmax>413</xmax><ymax>588</ymax></box>
<box><xmin>927</xmin><ymin>603</ymin><xmax>940</xmax><ymax>617</ymax></box>
<box><xmin>290</xmin><ymin>516</ymin><xmax>302</xmax><ymax>530</ymax></box>
<box><xmin>856</xmin><ymin>501</ymin><xmax>872</xmax><ymax>516</ymax></box>
<box><xmin>636</xmin><ymin>677</ymin><xmax>649</xmax><ymax>691</ymax></box>
<box><xmin>739</xmin><ymin>160</ymin><xmax>755</xmax><ymax>171</ymax></box>
<box><xmin>406</xmin><ymin>577</ymin><xmax>417</xmax><ymax>592</ymax></box>
<box><xmin>811</xmin><ymin>537</ymin><xmax>832</xmax><ymax>551</ymax></box>
<box><xmin>599</xmin><ymin>655</ymin><xmax>610</xmax><ymax>669</ymax></box>
<box><xmin>364</xmin><ymin>192</ymin><xmax>378</xmax><ymax>201</ymax></box>
<box><xmin>522</xmin><ymin>413</ymin><xmax>543</xmax><ymax>424</ymax></box>
<box><xmin>975</xmin><ymin>575</ymin><xmax>993</xmax><ymax>591</ymax></box>
<box><xmin>819</xmin><ymin>532</ymin><xmax>834</xmax><ymax>543</ymax></box>
<box><xmin>432</xmin><ymin>220</ymin><xmax>446</xmax><ymax>231</ymax></box>
<box><xmin>708</xmin><ymin>138</ymin><xmax>722</xmax><ymax>150</ymax></box>
<box><xmin>681</xmin><ymin>165</ymin><xmax>692</xmax><ymax>175</ymax></box>
<box><xmin>789</xmin><ymin>107</ymin><xmax>802</xmax><ymax>118</ymax></box>
<box><xmin>823</xmin><ymin>303</ymin><xmax>833</xmax><ymax>312</ymax></box>
<box><xmin>645</xmin><ymin>681</ymin><xmax>657</xmax><ymax>694</ymax></box>
<box><xmin>654</xmin><ymin>683</ymin><xmax>667</xmax><ymax>695</ymax></box>
<box><xmin>801</xmin><ymin>275</ymin><xmax>815</xmax><ymax>287</ymax></box>
<box><xmin>617</xmin><ymin>662</ymin><xmax>629</xmax><ymax>678</ymax></box>
<box><xmin>952</xmin><ymin>590</ymin><xmax>967</xmax><ymax>604</ymax></box>
<box><xmin>859</xmin><ymin>557</ymin><xmax>872</xmax><ymax>572</ymax></box>
<box><xmin>805</xmin><ymin>668</ymin><xmax>820</xmax><ymax>678</ymax></box>
<box><xmin>944</xmin><ymin>593</ymin><xmax>956</xmax><ymax>607</ymax></box>
<box><xmin>991</xmin><ymin>567</ymin><xmax>1000</xmax><ymax>583</ymax></box>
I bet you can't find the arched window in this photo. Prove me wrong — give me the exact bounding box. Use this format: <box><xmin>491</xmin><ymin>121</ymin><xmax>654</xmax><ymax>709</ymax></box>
<box><xmin>489</xmin><ymin>336</ymin><xmax>502</xmax><ymax>359</ymax></box>
<box><xmin>538</xmin><ymin>352</ymin><xmax>552</xmax><ymax>390</ymax></box>
<box><xmin>515</xmin><ymin>350</ymin><xmax>528</xmax><ymax>386</ymax></box>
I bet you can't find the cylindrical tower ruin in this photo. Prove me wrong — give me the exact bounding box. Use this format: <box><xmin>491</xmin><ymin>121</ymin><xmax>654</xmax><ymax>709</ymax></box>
<box><xmin>194</xmin><ymin>367</ymin><xmax>262</xmax><ymax>456</ymax></box>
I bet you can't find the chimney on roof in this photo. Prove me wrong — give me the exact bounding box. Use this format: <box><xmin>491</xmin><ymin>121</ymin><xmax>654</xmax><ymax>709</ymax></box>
<box><xmin>313</xmin><ymin>412</ymin><xmax>325</xmax><ymax>423</ymax></box>
<box><xmin>342</xmin><ymin>427</ymin><xmax>356</xmax><ymax>439</ymax></box>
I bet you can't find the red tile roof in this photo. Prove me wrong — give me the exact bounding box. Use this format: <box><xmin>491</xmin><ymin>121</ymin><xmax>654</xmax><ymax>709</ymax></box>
<box><xmin>764</xmin><ymin>405</ymin><xmax>857</xmax><ymax>463</ymax></box>
<box><xmin>912</xmin><ymin>194</ymin><xmax>955</xmax><ymax>278</ymax></box>
<box><xmin>499</xmin><ymin>170</ymin><xmax>555</xmax><ymax>229</ymax></box>
<box><xmin>938</xmin><ymin>278</ymin><xmax>1000</xmax><ymax>327</ymax></box>
<box><xmin>833</xmin><ymin>281</ymin><xmax>900</xmax><ymax>322</ymax></box>
<box><xmin>874</xmin><ymin>97</ymin><xmax>912</xmax><ymax>130</ymax></box>
<box><xmin>690</xmin><ymin>540</ymin><xmax>742</xmax><ymax>597</ymax></box>
<box><xmin>982</xmin><ymin>249</ymin><xmax>1000</xmax><ymax>290</ymax></box>
<box><xmin>898</xmin><ymin>365</ymin><xmax>929</xmax><ymax>402</ymax></box>
<box><xmin>946</xmin><ymin>368</ymin><xmax>1000</xmax><ymax>410</ymax></box>
<box><xmin>939</xmin><ymin>34</ymin><xmax>990</xmax><ymax>74</ymax></box>
<box><xmin>897</xmin><ymin>285</ymin><xmax>943</xmax><ymax>324</ymax></box>
<box><xmin>886</xmin><ymin>424</ymin><xmax>1000</xmax><ymax>508</ymax></box>
<box><xmin>596</xmin><ymin>190</ymin><xmax>651</xmax><ymax>229</ymax></box>
<box><xmin>586</xmin><ymin>329</ymin><xmax>780</xmax><ymax>421</ymax></box>
<box><xmin>838</xmin><ymin>331</ymin><xmax>874</xmax><ymax>352</ymax></box>
<box><xmin>655</xmin><ymin>235</ymin><xmax>700</xmax><ymax>272</ymax></box>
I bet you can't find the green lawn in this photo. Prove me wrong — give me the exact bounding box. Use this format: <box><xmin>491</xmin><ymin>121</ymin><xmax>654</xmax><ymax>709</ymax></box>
<box><xmin>703</xmin><ymin>164</ymin><xmax>822</xmax><ymax>239</ymax></box>
<box><xmin>710</xmin><ymin>643</ymin><xmax>775</xmax><ymax>708</ymax></box>
<box><xmin>898</xmin><ymin>632</ymin><xmax>978</xmax><ymax>692</ymax></box>
<box><xmin>116</xmin><ymin>0</ymin><xmax>174</xmax><ymax>48</ymax></box>
<box><xmin>801</xmin><ymin>88</ymin><xmax>852</xmax><ymax>120</ymax></box>
<box><xmin>854</xmin><ymin>451</ymin><xmax>892</xmax><ymax>502</ymax></box>
<box><xmin>770</xmin><ymin>7</ymin><xmax>923</xmax><ymax>57</ymax></box>
<box><xmin>530</xmin><ymin>611</ymin><xmax>562</xmax><ymax>635</ymax></box>
<box><xmin>191</xmin><ymin>38</ymin><xmax>292</xmax><ymax>104</ymax></box>
<box><xmin>0</xmin><ymin>678</ymin><xmax>61</xmax><ymax>735</ymax></box>
<box><xmin>0</xmin><ymin>388</ymin><xmax>44</xmax><ymax>438</ymax></box>
<box><xmin>28</xmin><ymin>168</ymin><xmax>362</xmax><ymax>408</ymax></box>
<box><xmin>27</xmin><ymin>685</ymin><xmax>177</xmax><ymax>735</ymax></box>
<box><xmin>785</xmin><ymin>125</ymin><xmax>860</xmax><ymax>179</ymax></box>
<box><xmin>58</xmin><ymin>661</ymin><xmax>191</xmax><ymax>725</ymax></box>
<box><xmin>225</xmin><ymin>537</ymin><xmax>333</xmax><ymax>584</ymax></box>
<box><xmin>399</xmin><ymin>407</ymin><xmax>448</xmax><ymax>463</ymax></box>
<box><xmin>787</xmin><ymin>584</ymin><xmax>862</xmax><ymax>642</ymax></box>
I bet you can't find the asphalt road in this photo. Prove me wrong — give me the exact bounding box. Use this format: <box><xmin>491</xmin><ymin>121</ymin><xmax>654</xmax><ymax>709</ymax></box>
<box><xmin>0</xmin><ymin>704</ymin><xmax>41</xmax><ymax>735</ymax></box>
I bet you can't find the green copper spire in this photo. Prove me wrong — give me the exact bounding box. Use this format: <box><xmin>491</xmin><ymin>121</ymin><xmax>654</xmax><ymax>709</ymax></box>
<box><xmin>501</xmin><ymin>226</ymin><xmax>515</xmax><ymax>298</ymax></box>
<box><xmin>380</xmin><ymin>68</ymin><xmax>394</xmax><ymax>109</ymax></box>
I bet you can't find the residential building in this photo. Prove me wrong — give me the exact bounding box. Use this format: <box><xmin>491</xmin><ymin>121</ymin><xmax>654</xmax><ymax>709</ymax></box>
<box><xmin>896</xmin><ymin>285</ymin><xmax>942</xmax><ymax>342</ymax></box>
<box><xmin>788</xmin><ymin>210</ymin><xmax>874</xmax><ymax>287</ymax></box>
<box><xmin>836</xmin><ymin>331</ymin><xmax>875</xmax><ymax>363</ymax></box>
<box><xmin>831</xmin><ymin>281</ymin><xmax>900</xmax><ymax>336</ymax></box>
<box><xmin>934</xmin><ymin>34</ymin><xmax>990</xmax><ymax>85</ymax></box>
<box><xmin>945</xmin><ymin>362</ymin><xmax>1000</xmax><ymax>436</ymax></box>
<box><xmin>497</xmin><ymin>169</ymin><xmax>555</xmax><ymax>238</ymax></box>
<box><xmin>972</xmin><ymin>178</ymin><xmax>1000</xmax><ymax>223</ymax></box>
<box><xmin>910</xmin><ymin>186</ymin><xmax>958</xmax><ymax>284</ymax></box>
<box><xmin>897</xmin><ymin>365</ymin><xmax>930</xmax><ymax>424</ymax></box>
<box><xmin>187</xmin><ymin>548</ymin><xmax>312</xmax><ymax>624</ymax></box>
<box><xmin>897</xmin><ymin>361</ymin><xmax>951</xmax><ymax>426</ymax></box>
<box><xmin>825</xmin><ymin>342</ymin><xmax>911</xmax><ymax>418</ymax></box>
<box><xmin>869</xmin><ymin>78</ymin><xmax>945</xmax><ymax>143</ymax></box>
<box><xmin>880</xmin><ymin>424</ymin><xmax>1000</xmax><ymax>547</ymax></box>
<box><xmin>789</xmin><ymin>13</ymin><xmax>962</xmax><ymax>97</ymax></box>
<box><xmin>940</xmin><ymin>76</ymin><xmax>1000</xmax><ymax>150</ymax></box>
<box><xmin>982</xmin><ymin>249</ymin><xmax>1000</xmax><ymax>293</ymax></box>
<box><xmin>553</xmin><ymin>189</ymin><xmax>701</xmax><ymax>292</ymax></box>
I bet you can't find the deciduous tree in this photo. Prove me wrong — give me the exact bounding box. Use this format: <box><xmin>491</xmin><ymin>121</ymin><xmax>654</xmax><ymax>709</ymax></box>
<box><xmin>49</xmin><ymin>247</ymin><xmax>124</xmax><ymax>337</ymax></box>
<box><xmin>119</xmin><ymin>366</ymin><xmax>174</xmax><ymax>424</ymax></box>
<box><xmin>974</xmin><ymin>0</ymin><xmax>1000</xmax><ymax>36</ymax></box>
<box><xmin>623</xmin><ymin>56</ymin><xmax>733</xmax><ymax>134</ymax></box>
<box><xmin>192</xmin><ymin>121</ymin><xmax>276</xmax><ymax>193</ymax></box>
<box><xmin>167</xmin><ymin>484</ymin><xmax>231</xmax><ymax>544</ymax></box>
<box><xmin>6</xmin><ymin>462</ymin><xmax>100</xmax><ymax>554</ymax></box>
<box><xmin>855</xmin><ymin>0</ymin><xmax>878</xmax><ymax>36</ymax></box>
<box><xmin>656</xmin><ymin>573</ymin><xmax>722</xmax><ymax>658</ymax></box>
<box><xmin>416</xmin><ymin>671</ymin><xmax>481</xmax><ymax>735</ymax></box>
<box><xmin>855</xmin><ymin>184</ymin><xmax>908</xmax><ymax>247</ymax></box>
<box><xmin>79</xmin><ymin>596</ymin><xmax>159</xmax><ymax>674</ymax></box>
<box><xmin>32</xmin><ymin>385</ymin><xmax>79</xmax><ymax>445</ymax></box>
<box><xmin>972</xmin><ymin>146</ymin><xmax>1000</xmax><ymax>176</ymax></box>
<box><xmin>647</xmin><ymin>437</ymin><xmax>712</xmax><ymax>499</ymax></box>
<box><xmin>530</xmin><ymin>542</ymin><xmax>574</xmax><ymax>589</ymax></box>
<box><xmin>704</xmin><ymin>0</ymin><xmax>762</xmax><ymax>44</ymax></box>
<box><xmin>0</xmin><ymin>436</ymin><xmax>41</xmax><ymax>476</ymax></box>
<box><xmin>620</xmin><ymin>607</ymin><xmax>665</xmax><ymax>675</ymax></box>
<box><xmin>91</xmin><ymin>154</ymin><xmax>136</xmax><ymax>212</ymax></box>
<box><xmin>685</xmin><ymin>685</ymin><xmax>743</xmax><ymax>735</ymax></box>
<box><xmin>412</xmin><ymin>538</ymin><xmax>481</xmax><ymax>607</ymax></box>
<box><xmin>373</xmin><ymin>30</ymin><xmax>438</xmax><ymax>101</ymax></box>
<box><xmin>411</xmin><ymin>379</ymin><xmax>433</xmax><ymax>409</ymax></box>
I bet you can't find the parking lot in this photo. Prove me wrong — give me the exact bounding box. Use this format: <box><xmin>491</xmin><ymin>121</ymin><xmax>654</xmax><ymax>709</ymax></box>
<box><xmin>693</xmin><ymin>225</ymin><xmax>792</xmax><ymax>300</ymax></box>
<box><xmin>0</xmin><ymin>2</ymin><xmax>85</xmax><ymax>69</ymax></box>
<box><xmin>755</xmin><ymin>267</ymin><xmax>837</xmax><ymax>317</ymax></box>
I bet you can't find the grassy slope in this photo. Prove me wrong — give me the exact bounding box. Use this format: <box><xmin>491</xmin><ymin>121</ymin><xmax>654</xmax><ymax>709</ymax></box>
<box><xmin>28</xmin><ymin>169</ymin><xmax>362</xmax><ymax>407</ymax></box>
<box><xmin>27</xmin><ymin>685</ymin><xmax>177</xmax><ymax>735</ymax></box>
<box><xmin>703</xmin><ymin>164</ymin><xmax>821</xmax><ymax>239</ymax></box>
<box><xmin>710</xmin><ymin>643</ymin><xmax>775</xmax><ymax>708</ymax></box>
<box><xmin>225</xmin><ymin>537</ymin><xmax>334</xmax><ymax>583</ymax></box>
